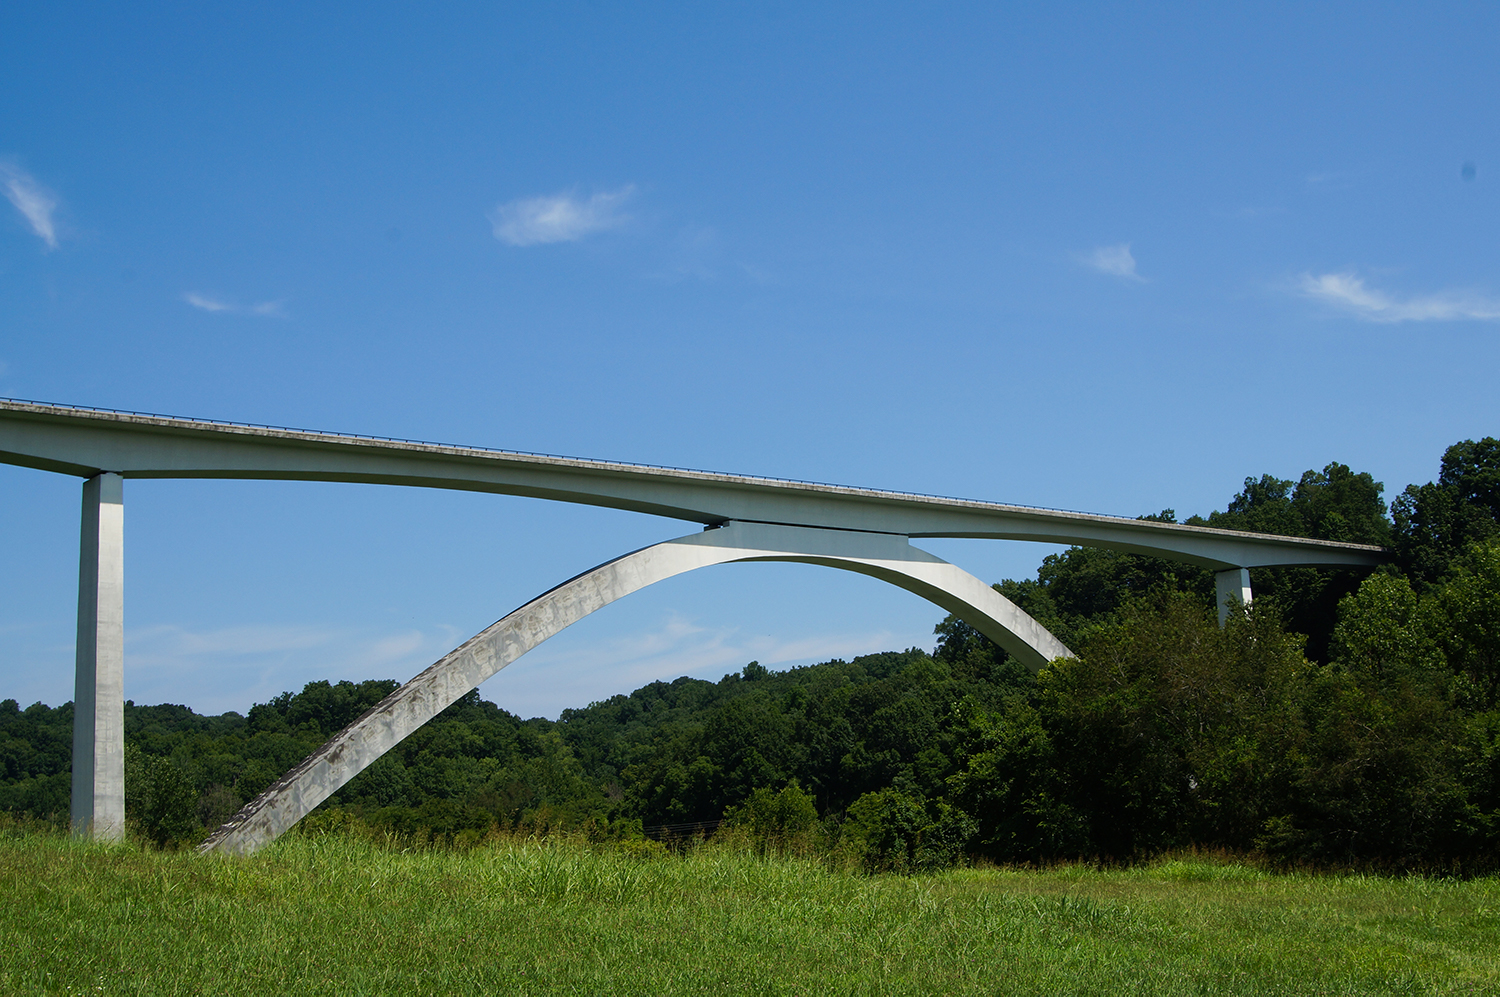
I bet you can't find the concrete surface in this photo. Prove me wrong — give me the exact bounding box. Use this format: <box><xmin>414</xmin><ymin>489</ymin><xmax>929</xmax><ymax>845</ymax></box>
<box><xmin>71</xmin><ymin>473</ymin><xmax>125</xmax><ymax>840</ymax></box>
<box><xmin>1215</xmin><ymin>567</ymin><xmax>1255</xmax><ymax>627</ymax></box>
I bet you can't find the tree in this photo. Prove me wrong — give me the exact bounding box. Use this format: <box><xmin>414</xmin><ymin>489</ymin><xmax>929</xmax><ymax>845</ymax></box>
<box><xmin>841</xmin><ymin>788</ymin><xmax>975</xmax><ymax>872</ymax></box>
<box><xmin>722</xmin><ymin>782</ymin><xmax>819</xmax><ymax>850</ymax></box>
<box><xmin>1395</xmin><ymin>438</ymin><xmax>1500</xmax><ymax>585</ymax></box>
<box><xmin>1200</xmin><ymin>463</ymin><xmax>1391</xmax><ymax>662</ymax></box>
<box><xmin>125</xmin><ymin>743</ymin><xmax>199</xmax><ymax>847</ymax></box>
<box><xmin>1430</xmin><ymin>540</ymin><xmax>1500</xmax><ymax>709</ymax></box>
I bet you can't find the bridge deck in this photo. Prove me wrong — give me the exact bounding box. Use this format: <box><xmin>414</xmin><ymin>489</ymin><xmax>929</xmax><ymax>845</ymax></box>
<box><xmin>0</xmin><ymin>398</ymin><xmax>1386</xmax><ymax>571</ymax></box>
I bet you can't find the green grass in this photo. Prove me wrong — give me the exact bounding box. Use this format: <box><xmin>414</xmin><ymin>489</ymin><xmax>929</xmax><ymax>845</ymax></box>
<box><xmin>1</xmin><ymin>832</ymin><xmax>1496</xmax><ymax>995</ymax></box>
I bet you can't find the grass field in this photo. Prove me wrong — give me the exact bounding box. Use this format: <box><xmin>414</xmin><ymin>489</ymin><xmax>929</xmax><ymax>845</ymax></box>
<box><xmin>1</xmin><ymin>831</ymin><xmax>1496</xmax><ymax>995</ymax></box>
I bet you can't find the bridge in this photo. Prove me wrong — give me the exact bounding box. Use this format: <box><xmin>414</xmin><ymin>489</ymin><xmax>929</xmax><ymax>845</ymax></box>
<box><xmin>0</xmin><ymin>399</ymin><xmax>1387</xmax><ymax>852</ymax></box>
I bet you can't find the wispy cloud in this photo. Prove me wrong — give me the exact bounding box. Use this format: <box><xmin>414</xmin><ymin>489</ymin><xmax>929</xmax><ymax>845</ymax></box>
<box><xmin>1</xmin><ymin>161</ymin><xmax>59</xmax><ymax>249</ymax></box>
<box><xmin>646</xmin><ymin>224</ymin><xmax>722</xmax><ymax>282</ymax></box>
<box><xmin>184</xmin><ymin>292</ymin><xmax>233</xmax><ymax>312</ymax></box>
<box><xmin>1305</xmin><ymin>171</ymin><xmax>1346</xmax><ymax>185</ymax></box>
<box><xmin>125</xmin><ymin>622</ymin><xmax>463</xmax><ymax>714</ymax></box>
<box><xmin>130</xmin><ymin>622</ymin><xmax>341</xmax><ymax>658</ymax></box>
<box><xmin>498</xmin><ymin>612</ymin><xmax>912</xmax><ymax>718</ymax></box>
<box><xmin>1081</xmin><ymin>243</ymin><xmax>1144</xmax><ymax>280</ymax></box>
<box><xmin>1299</xmin><ymin>272</ymin><xmax>1500</xmax><ymax>323</ymax></box>
<box><xmin>489</xmin><ymin>186</ymin><xmax>634</xmax><ymax>246</ymax></box>
<box><xmin>183</xmin><ymin>292</ymin><xmax>287</xmax><ymax>317</ymax></box>
<box><xmin>94</xmin><ymin>607</ymin><xmax>923</xmax><ymax>718</ymax></box>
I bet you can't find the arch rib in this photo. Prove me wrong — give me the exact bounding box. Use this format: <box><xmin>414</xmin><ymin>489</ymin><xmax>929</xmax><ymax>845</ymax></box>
<box><xmin>199</xmin><ymin>521</ymin><xmax>1071</xmax><ymax>855</ymax></box>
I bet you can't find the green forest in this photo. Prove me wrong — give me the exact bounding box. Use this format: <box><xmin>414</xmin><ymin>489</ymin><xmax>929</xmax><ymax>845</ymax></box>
<box><xmin>4</xmin><ymin>438</ymin><xmax>1499</xmax><ymax>871</ymax></box>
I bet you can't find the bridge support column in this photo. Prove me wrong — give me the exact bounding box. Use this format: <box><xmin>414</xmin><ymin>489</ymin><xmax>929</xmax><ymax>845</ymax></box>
<box><xmin>72</xmin><ymin>472</ymin><xmax>125</xmax><ymax>840</ymax></box>
<box><xmin>1215</xmin><ymin>567</ymin><xmax>1252</xmax><ymax>627</ymax></box>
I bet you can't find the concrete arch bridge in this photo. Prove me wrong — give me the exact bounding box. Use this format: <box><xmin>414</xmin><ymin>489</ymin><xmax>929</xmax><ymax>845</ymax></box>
<box><xmin>0</xmin><ymin>400</ymin><xmax>1387</xmax><ymax>854</ymax></box>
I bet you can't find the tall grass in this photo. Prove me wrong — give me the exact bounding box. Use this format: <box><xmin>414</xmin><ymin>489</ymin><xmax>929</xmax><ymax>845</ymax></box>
<box><xmin>1</xmin><ymin>828</ymin><xmax>1495</xmax><ymax>995</ymax></box>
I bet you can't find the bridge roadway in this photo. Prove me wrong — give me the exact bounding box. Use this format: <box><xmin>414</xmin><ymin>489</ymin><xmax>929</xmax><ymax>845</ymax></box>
<box><xmin>0</xmin><ymin>399</ymin><xmax>1384</xmax><ymax>569</ymax></box>
<box><xmin>0</xmin><ymin>399</ymin><xmax>1388</xmax><ymax>850</ymax></box>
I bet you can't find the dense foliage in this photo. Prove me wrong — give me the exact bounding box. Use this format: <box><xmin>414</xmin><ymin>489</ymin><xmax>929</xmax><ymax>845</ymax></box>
<box><xmin>3</xmin><ymin>438</ymin><xmax>1498</xmax><ymax>869</ymax></box>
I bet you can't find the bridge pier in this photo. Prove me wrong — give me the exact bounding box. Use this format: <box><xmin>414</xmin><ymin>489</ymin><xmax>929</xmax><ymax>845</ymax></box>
<box><xmin>1215</xmin><ymin>567</ymin><xmax>1253</xmax><ymax>627</ymax></box>
<box><xmin>72</xmin><ymin>472</ymin><xmax>125</xmax><ymax>840</ymax></box>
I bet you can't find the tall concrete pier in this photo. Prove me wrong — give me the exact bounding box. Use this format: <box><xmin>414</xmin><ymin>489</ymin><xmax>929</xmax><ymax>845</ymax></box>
<box><xmin>1215</xmin><ymin>566</ymin><xmax>1255</xmax><ymax>626</ymax></box>
<box><xmin>71</xmin><ymin>472</ymin><xmax>125</xmax><ymax>840</ymax></box>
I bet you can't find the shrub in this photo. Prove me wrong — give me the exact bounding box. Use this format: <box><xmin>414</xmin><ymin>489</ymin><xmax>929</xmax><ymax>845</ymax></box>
<box><xmin>722</xmin><ymin>783</ymin><xmax>819</xmax><ymax>851</ymax></box>
<box><xmin>124</xmin><ymin>743</ymin><xmax>199</xmax><ymax>848</ymax></box>
<box><xmin>842</xmin><ymin>789</ymin><xmax>975</xmax><ymax>872</ymax></box>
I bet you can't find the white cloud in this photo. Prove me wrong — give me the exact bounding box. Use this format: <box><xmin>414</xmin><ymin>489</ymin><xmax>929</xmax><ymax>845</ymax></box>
<box><xmin>1081</xmin><ymin>242</ymin><xmax>1144</xmax><ymax>280</ymax></box>
<box><xmin>0</xmin><ymin>161</ymin><xmax>59</xmax><ymax>249</ymax></box>
<box><xmin>183</xmin><ymin>292</ymin><xmax>287</xmax><ymax>317</ymax></box>
<box><xmin>1299</xmin><ymin>272</ymin><xmax>1500</xmax><ymax>323</ymax></box>
<box><xmin>184</xmin><ymin>292</ymin><xmax>234</xmax><ymax>312</ymax></box>
<box><xmin>489</xmin><ymin>186</ymin><xmax>633</xmax><ymax>246</ymax></box>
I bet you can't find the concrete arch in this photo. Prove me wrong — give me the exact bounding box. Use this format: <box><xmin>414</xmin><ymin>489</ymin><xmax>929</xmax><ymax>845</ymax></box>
<box><xmin>199</xmin><ymin>521</ymin><xmax>1072</xmax><ymax>855</ymax></box>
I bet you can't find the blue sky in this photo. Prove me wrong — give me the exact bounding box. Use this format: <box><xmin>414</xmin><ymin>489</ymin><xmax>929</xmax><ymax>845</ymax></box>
<box><xmin>2</xmin><ymin>2</ymin><xmax>1496</xmax><ymax>718</ymax></box>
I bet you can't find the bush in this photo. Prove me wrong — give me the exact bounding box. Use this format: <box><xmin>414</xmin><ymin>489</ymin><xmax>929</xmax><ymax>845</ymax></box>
<box><xmin>842</xmin><ymin>789</ymin><xmax>975</xmax><ymax>872</ymax></box>
<box><xmin>124</xmin><ymin>743</ymin><xmax>199</xmax><ymax>848</ymax></box>
<box><xmin>722</xmin><ymin>783</ymin><xmax>818</xmax><ymax>851</ymax></box>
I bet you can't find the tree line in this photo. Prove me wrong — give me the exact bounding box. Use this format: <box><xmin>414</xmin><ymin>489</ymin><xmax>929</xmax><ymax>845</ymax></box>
<box><xmin>2</xmin><ymin>438</ymin><xmax>1497</xmax><ymax>870</ymax></box>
